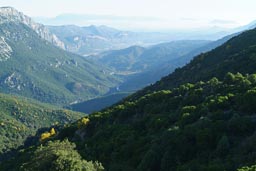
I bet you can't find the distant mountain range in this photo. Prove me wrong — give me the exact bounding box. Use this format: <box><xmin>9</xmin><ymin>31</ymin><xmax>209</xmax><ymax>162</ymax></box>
<box><xmin>42</xmin><ymin>15</ymin><xmax>256</xmax><ymax>56</ymax></box>
<box><xmin>2</xmin><ymin>6</ymin><xmax>256</xmax><ymax>171</ymax></box>
<box><xmin>131</xmin><ymin>27</ymin><xmax>256</xmax><ymax>100</ymax></box>
<box><xmin>1</xmin><ymin>6</ymin><xmax>255</xmax><ymax>110</ymax></box>
<box><xmin>47</xmin><ymin>24</ymin><xmax>251</xmax><ymax>57</ymax></box>
<box><xmin>0</xmin><ymin>7</ymin><xmax>120</xmax><ymax>105</ymax></box>
<box><xmin>87</xmin><ymin>40</ymin><xmax>211</xmax><ymax>90</ymax></box>
<box><xmin>1</xmin><ymin>6</ymin><xmax>231</xmax><ymax>109</ymax></box>
<box><xmin>47</xmin><ymin>24</ymin><xmax>191</xmax><ymax>56</ymax></box>
<box><xmin>70</xmin><ymin>37</ymin><xmax>237</xmax><ymax>113</ymax></box>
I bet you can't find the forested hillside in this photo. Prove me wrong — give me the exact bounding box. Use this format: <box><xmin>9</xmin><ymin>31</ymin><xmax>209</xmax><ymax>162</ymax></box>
<box><xmin>3</xmin><ymin>27</ymin><xmax>256</xmax><ymax>171</ymax></box>
<box><xmin>142</xmin><ymin>28</ymin><xmax>256</xmax><ymax>93</ymax></box>
<box><xmin>0</xmin><ymin>93</ymin><xmax>83</xmax><ymax>158</ymax></box>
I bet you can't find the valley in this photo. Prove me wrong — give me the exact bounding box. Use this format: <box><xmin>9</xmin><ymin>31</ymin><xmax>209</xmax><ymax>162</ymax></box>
<box><xmin>0</xmin><ymin>3</ymin><xmax>255</xmax><ymax>171</ymax></box>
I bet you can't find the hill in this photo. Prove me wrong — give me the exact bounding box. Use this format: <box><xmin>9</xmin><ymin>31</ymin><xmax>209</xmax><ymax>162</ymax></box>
<box><xmin>116</xmin><ymin>37</ymin><xmax>233</xmax><ymax>92</ymax></box>
<box><xmin>51</xmin><ymin>27</ymin><xmax>256</xmax><ymax>170</ymax></box>
<box><xmin>0</xmin><ymin>7</ymin><xmax>120</xmax><ymax>105</ymax></box>
<box><xmin>3</xmin><ymin>27</ymin><xmax>256</xmax><ymax>171</ymax></box>
<box><xmin>131</xmin><ymin>28</ymin><xmax>256</xmax><ymax>99</ymax></box>
<box><xmin>67</xmin><ymin>73</ymin><xmax>256</xmax><ymax>171</ymax></box>
<box><xmin>4</xmin><ymin>73</ymin><xmax>256</xmax><ymax>171</ymax></box>
<box><xmin>0</xmin><ymin>93</ymin><xmax>84</xmax><ymax>157</ymax></box>
<box><xmin>90</xmin><ymin>40</ymin><xmax>210</xmax><ymax>73</ymax></box>
<box><xmin>70</xmin><ymin>40</ymin><xmax>212</xmax><ymax>113</ymax></box>
<box><xmin>88</xmin><ymin>40</ymin><xmax>211</xmax><ymax>91</ymax></box>
<box><xmin>68</xmin><ymin>33</ymin><xmax>237</xmax><ymax>114</ymax></box>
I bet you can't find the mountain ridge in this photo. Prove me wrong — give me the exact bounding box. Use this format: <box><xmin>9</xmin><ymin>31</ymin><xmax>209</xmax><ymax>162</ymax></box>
<box><xmin>0</xmin><ymin>7</ymin><xmax>65</xmax><ymax>49</ymax></box>
<box><xmin>129</xmin><ymin>28</ymin><xmax>256</xmax><ymax>100</ymax></box>
<box><xmin>0</xmin><ymin>8</ymin><xmax>120</xmax><ymax>105</ymax></box>
<box><xmin>55</xmin><ymin>26</ymin><xmax>256</xmax><ymax>171</ymax></box>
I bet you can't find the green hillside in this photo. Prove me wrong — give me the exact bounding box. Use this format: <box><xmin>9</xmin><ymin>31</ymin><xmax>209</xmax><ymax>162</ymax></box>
<box><xmin>0</xmin><ymin>93</ymin><xmax>84</xmax><ymax>156</ymax></box>
<box><xmin>67</xmin><ymin>73</ymin><xmax>256</xmax><ymax>171</ymax></box>
<box><xmin>0</xmin><ymin>21</ymin><xmax>119</xmax><ymax>105</ymax></box>
<box><xmin>71</xmin><ymin>36</ymin><xmax>234</xmax><ymax>114</ymax></box>
<box><xmin>4</xmin><ymin>72</ymin><xmax>256</xmax><ymax>171</ymax></box>
<box><xmin>142</xmin><ymin>28</ymin><xmax>256</xmax><ymax>93</ymax></box>
<box><xmin>3</xmin><ymin>28</ymin><xmax>256</xmax><ymax>171</ymax></box>
<box><xmin>87</xmin><ymin>40</ymin><xmax>210</xmax><ymax>91</ymax></box>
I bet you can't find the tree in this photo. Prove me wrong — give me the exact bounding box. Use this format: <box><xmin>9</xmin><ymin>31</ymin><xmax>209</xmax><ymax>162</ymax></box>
<box><xmin>20</xmin><ymin>139</ymin><xmax>104</xmax><ymax>171</ymax></box>
<box><xmin>237</xmin><ymin>164</ymin><xmax>256</xmax><ymax>171</ymax></box>
<box><xmin>216</xmin><ymin>135</ymin><xmax>230</xmax><ymax>157</ymax></box>
<box><xmin>224</xmin><ymin>72</ymin><xmax>235</xmax><ymax>84</ymax></box>
<box><xmin>78</xmin><ymin>117</ymin><xmax>90</xmax><ymax>128</ymax></box>
<box><xmin>40</xmin><ymin>128</ymin><xmax>56</xmax><ymax>141</ymax></box>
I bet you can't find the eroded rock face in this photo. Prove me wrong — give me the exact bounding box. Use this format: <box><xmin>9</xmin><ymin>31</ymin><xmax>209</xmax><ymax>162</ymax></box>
<box><xmin>0</xmin><ymin>36</ymin><xmax>12</xmax><ymax>61</ymax></box>
<box><xmin>0</xmin><ymin>7</ymin><xmax>65</xmax><ymax>49</ymax></box>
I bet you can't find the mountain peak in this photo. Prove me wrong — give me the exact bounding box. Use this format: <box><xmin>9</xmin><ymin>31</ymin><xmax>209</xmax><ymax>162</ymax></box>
<box><xmin>0</xmin><ymin>6</ymin><xmax>65</xmax><ymax>49</ymax></box>
<box><xmin>0</xmin><ymin>6</ymin><xmax>26</xmax><ymax>22</ymax></box>
<box><xmin>0</xmin><ymin>6</ymin><xmax>19</xmax><ymax>12</ymax></box>
<box><xmin>0</xmin><ymin>6</ymin><xmax>37</xmax><ymax>27</ymax></box>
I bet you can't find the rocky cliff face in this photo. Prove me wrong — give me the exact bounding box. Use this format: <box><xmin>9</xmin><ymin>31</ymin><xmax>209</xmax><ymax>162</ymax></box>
<box><xmin>0</xmin><ymin>7</ymin><xmax>65</xmax><ymax>49</ymax></box>
<box><xmin>0</xmin><ymin>36</ymin><xmax>12</xmax><ymax>61</ymax></box>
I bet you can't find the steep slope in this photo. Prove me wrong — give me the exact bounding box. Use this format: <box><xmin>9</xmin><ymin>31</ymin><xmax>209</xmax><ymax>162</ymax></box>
<box><xmin>71</xmin><ymin>37</ymin><xmax>235</xmax><ymax>114</ymax></box>
<box><xmin>49</xmin><ymin>27</ymin><xmax>256</xmax><ymax>171</ymax></box>
<box><xmin>4</xmin><ymin>73</ymin><xmax>256</xmax><ymax>171</ymax></box>
<box><xmin>0</xmin><ymin>7</ymin><xmax>65</xmax><ymax>49</ymax></box>
<box><xmin>90</xmin><ymin>40</ymin><xmax>210</xmax><ymax>72</ymax></box>
<box><xmin>88</xmin><ymin>40</ymin><xmax>211</xmax><ymax>91</ymax></box>
<box><xmin>69</xmin><ymin>73</ymin><xmax>256</xmax><ymax>171</ymax></box>
<box><xmin>119</xmin><ymin>32</ymin><xmax>240</xmax><ymax>91</ymax></box>
<box><xmin>88</xmin><ymin>46</ymin><xmax>146</xmax><ymax>73</ymax></box>
<box><xmin>93</xmin><ymin>36</ymin><xmax>235</xmax><ymax>93</ymax></box>
<box><xmin>88</xmin><ymin>40</ymin><xmax>210</xmax><ymax>73</ymax></box>
<box><xmin>0</xmin><ymin>8</ymin><xmax>120</xmax><ymax>105</ymax></box>
<box><xmin>0</xmin><ymin>93</ymin><xmax>84</xmax><ymax>156</ymax></box>
<box><xmin>131</xmin><ymin>28</ymin><xmax>256</xmax><ymax>99</ymax></box>
<box><xmin>4</xmin><ymin>26</ymin><xmax>256</xmax><ymax>171</ymax></box>
<box><xmin>69</xmin><ymin>41</ymin><xmax>211</xmax><ymax>113</ymax></box>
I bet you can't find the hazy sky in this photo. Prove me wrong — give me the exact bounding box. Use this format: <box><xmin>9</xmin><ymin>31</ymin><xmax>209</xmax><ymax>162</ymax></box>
<box><xmin>0</xmin><ymin>0</ymin><xmax>256</xmax><ymax>30</ymax></box>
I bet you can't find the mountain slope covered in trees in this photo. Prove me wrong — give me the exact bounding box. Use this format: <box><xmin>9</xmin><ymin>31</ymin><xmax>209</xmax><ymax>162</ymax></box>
<box><xmin>4</xmin><ymin>73</ymin><xmax>256</xmax><ymax>171</ymax></box>
<box><xmin>0</xmin><ymin>93</ymin><xmax>84</xmax><ymax>157</ymax></box>
<box><xmin>3</xmin><ymin>27</ymin><xmax>256</xmax><ymax>171</ymax></box>
<box><xmin>70</xmin><ymin>35</ymin><xmax>236</xmax><ymax>114</ymax></box>
<box><xmin>68</xmin><ymin>73</ymin><xmax>256</xmax><ymax>171</ymax></box>
<box><xmin>88</xmin><ymin>40</ymin><xmax>210</xmax><ymax>73</ymax></box>
<box><xmin>56</xmin><ymin>27</ymin><xmax>256</xmax><ymax>171</ymax></box>
<box><xmin>131</xmin><ymin>28</ymin><xmax>256</xmax><ymax>99</ymax></box>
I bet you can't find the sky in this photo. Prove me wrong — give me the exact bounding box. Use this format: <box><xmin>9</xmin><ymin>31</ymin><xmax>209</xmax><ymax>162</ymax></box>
<box><xmin>0</xmin><ymin>0</ymin><xmax>256</xmax><ymax>30</ymax></box>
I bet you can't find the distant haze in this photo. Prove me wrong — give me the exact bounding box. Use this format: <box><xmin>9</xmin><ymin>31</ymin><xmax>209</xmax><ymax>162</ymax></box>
<box><xmin>0</xmin><ymin>0</ymin><xmax>255</xmax><ymax>30</ymax></box>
